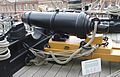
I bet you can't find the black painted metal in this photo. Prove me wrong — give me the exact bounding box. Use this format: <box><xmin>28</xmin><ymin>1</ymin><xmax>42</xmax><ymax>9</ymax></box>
<box><xmin>0</xmin><ymin>20</ymin><xmax>50</xmax><ymax>77</ymax></box>
<box><xmin>68</xmin><ymin>0</ymin><xmax>81</xmax><ymax>4</ymax></box>
<box><xmin>0</xmin><ymin>34</ymin><xmax>49</xmax><ymax>77</ymax></box>
<box><xmin>22</xmin><ymin>11</ymin><xmax>94</xmax><ymax>38</ymax></box>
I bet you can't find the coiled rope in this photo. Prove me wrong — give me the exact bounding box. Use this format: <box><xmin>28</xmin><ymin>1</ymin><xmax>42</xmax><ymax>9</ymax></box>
<box><xmin>0</xmin><ymin>38</ymin><xmax>10</xmax><ymax>61</ymax></box>
<box><xmin>107</xmin><ymin>5</ymin><xmax>120</xmax><ymax>16</ymax></box>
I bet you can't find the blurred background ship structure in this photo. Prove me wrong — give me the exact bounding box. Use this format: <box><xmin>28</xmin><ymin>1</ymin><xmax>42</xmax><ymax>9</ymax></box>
<box><xmin>0</xmin><ymin>0</ymin><xmax>120</xmax><ymax>37</ymax></box>
<box><xmin>0</xmin><ymin>0</ymin><xmax>119</xmax><ymax>16</ymax></box>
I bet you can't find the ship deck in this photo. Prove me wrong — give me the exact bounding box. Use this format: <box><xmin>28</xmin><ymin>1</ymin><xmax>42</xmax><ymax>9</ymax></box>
<box><xmin>13</xmin><ymin>34</ymin><xmax>120</xmax><ymax>77</ymax></box>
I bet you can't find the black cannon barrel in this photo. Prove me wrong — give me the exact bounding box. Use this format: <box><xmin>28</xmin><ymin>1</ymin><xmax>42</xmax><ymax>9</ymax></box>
<box><xmin>22</xmin><ymin>11</ymin><xmax>94</xmax><ymax>38</ymax></box>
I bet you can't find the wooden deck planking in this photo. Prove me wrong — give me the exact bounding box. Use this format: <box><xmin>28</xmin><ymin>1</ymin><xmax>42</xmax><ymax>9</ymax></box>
<box><xmin>99</xmin><ymin>62</ymin><xmax>111</xmax><ymax>77</ymax></box>
<box><xmin>43</xmin><ymin>63</ymin><xmax>62</xmax><ymax>77</ymax></box>
<box><xmin>54</xmin><ymin>60</ymin><xmax>74</xmax><ymax>77</ymax></box>
<box><xmin>19</xmin><ymin>66</ymin><xmax>42</xmax><ymax>77</ymax></box>
<box><xmin>33</xmin><ymin>63</ymin><xmax>54</xmax><ymax>77</ymax></box>
<box><xmin>110</xmin><ymin>62</ymin><xmax>120</xmax><ymax>74</ymax></box>
<box><xmin>13</xmin><ymin>66</ymin><xmax>32</xmax><ymax>77</ymax></box>
<box><xmin>67</xmin><ymin>59</ymin><xmax>81</xmax><ymax>77</ymax></box>
<box><xmin>78</xmin><ymin>67</ymin><xmax>87</xmax><ymax>77</ymax></box>
<box><xmin>13</xmin><ymin>61</ymin><xmax>120</xmax><ymax>77</ymax></box>
<box><xmin>89</xmin><ymin>72</ymin><xmax>100</xmax><ymax>77</ymax></box>
<box><xmin>13</xmin><ymin>34</ymin><xmax>120</xmax><ymax>77</ymax></box>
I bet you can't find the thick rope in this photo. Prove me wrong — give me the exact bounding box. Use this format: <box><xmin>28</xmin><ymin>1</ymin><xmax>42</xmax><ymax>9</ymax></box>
<box><xmin>48</xmin><ymin>21</ymin><xmax>98</xmax><ymax>64</ymax></box>
<box><xmin>107</xmin><ymin>5</ymin><xmax>120</xmax><ymax>15</ymax></box>
<box><xmin>0</xmin><ymin>38</ymin><xmax>10</xmax><ymax>61</ymax></box>
<box><xmin>27</xmin><ymin>21</ymin><xmax>99</xmax><ymax>65</ymax></box>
